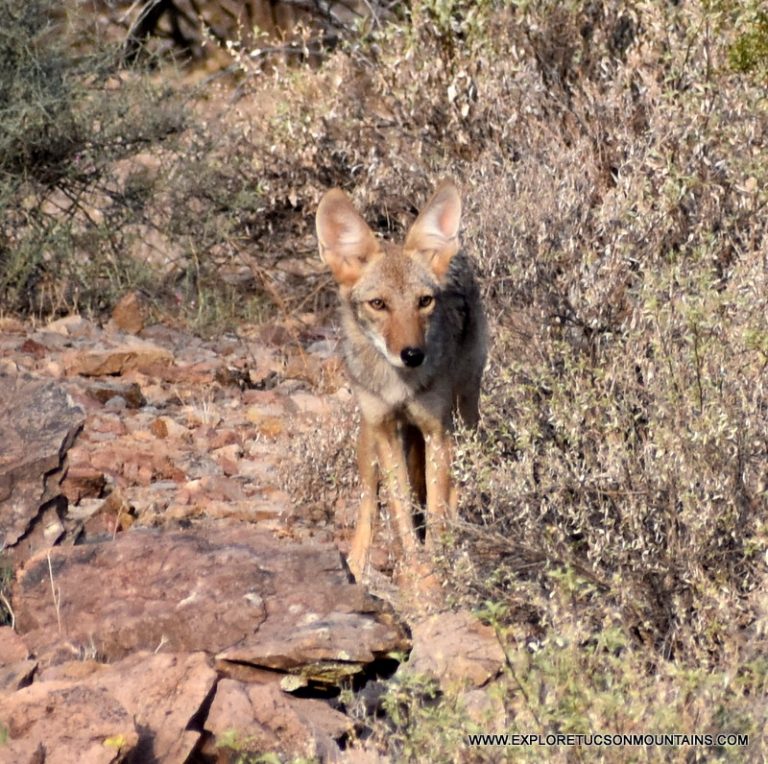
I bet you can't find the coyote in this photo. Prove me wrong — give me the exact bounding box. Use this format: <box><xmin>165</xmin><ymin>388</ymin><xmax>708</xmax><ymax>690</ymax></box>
<box><xmin>316</xmin><ymin>181</ymin><xmax>487</xmax><ymax>581</ymax></box>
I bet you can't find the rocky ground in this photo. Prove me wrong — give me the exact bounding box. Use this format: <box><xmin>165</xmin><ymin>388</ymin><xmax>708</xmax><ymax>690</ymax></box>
<box><xmin>0</xmin><ymin>293</ymin><xmax>505</xmax><ymax>763</ymax></box>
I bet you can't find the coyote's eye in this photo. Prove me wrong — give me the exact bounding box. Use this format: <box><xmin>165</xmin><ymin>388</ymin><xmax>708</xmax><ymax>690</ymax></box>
<box><xmin>418</xmin><ymin>295</ymin><xmax>434</xmax><ymax>309</ymax></box>
<box><xmin>369</xmin><ymin>298</ymin><xmax>386</xmax><ymax>311</ymax></box>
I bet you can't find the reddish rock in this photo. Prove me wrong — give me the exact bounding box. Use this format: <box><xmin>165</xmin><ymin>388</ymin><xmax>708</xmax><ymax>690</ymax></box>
<box><xmin>209</xmin><ymin>428</ymin><xmax>242</xmax><ymax>449</ymax></box>
<box><xmin>18</xmin><ymin>338</ymin><xmax>47</xmax><ymax>359</ymax></box>
<box><xmin>288</xmin><ymin>391</ymin><xmax>332</xmax><ymax>417</ymax></box>
<box><xmin>205</xmin><ymin>678</ymin><xmax>351</xmax><ymax>761</ymax></box>
<box><xmin>87</xmin><ymin>652</ymin><xmax>217</xmax><ymax>764</ymax></box>
<box><xmin>237</xmin><ymin>455</ymin><xmax>280</xmax><ymax>484</ymax></box>
<box><xmin>0</xmin><ymin>659</ymin><xmax>37</xmax><ymax>693</ymax></box>
<box><xmin>213</xmin><ymin>444</ymin><xmax>242</xmax><ymax>476</ymax></box>
<box><xmin>0</xmin><ymin>313</ymin><xmax>483</xmax><ymax>763</ymax></box>
<box><xmin>45</xmin><ymin>315</ymin><xmax>98</xmax><ymax>338</ymax></box>
<box><xmin>0</xmin><ymin>627</ymin><xmax>36</xmax><ymax>693</ymax></box>
<box><xmin>63</xmin><ymin>337</ymin><xmax>172</xmax><ymax>377</ymax></box>
<box><xmin>89</xmin><ymin>414</ymin><xmax>128</xmax><ymax>437</ymax></box>
<box><xmin>0</xmin><ymin>358</ymin><xmax>19</xmax><ymax>375</ymax></box>
<box><xmin>149</xmin><ymin>416</ymin><xmax>191</xmax><ymax>443</ymax></box>
<box><xmin>217</xmin><ymin>456</ymin><xmax>240</xmax><ymax>477</ymax></box>
<box><xmin>247</xmin><ymin>412</ymin><xmax>284</xmax><ymax>439</ymax></box>
<box><xmin>38</xmin><ymin>659</ymin><xmax>103</xmax><ymax>682</ymax></box>
<box><xmin>0</xmin><ymin>376</ymin><xmax>84</xmax><ymax>551</ymax></box>
<box><xmin>459</xmin><ymin>686</ymin><xmax>507</xmax><ymax>730</ymax></box>
<box><xmin>402</xmin><ymin>610</ymin><xmax>505</xmax><ymax>691</ymax></box>
<box><xmin>61</xmin><ymin>465</ymin><xmax>107</xmax><ymax>503</ymax></box>
<box><xmin>149</xmin><ymin>417</ymin><xmax>168</xmax><ymax>438</ymax></box>
<box><xmin>109</xmin><ymin>291</ymin><xmax>148</xmax><ymax>335</ymax></box>
<box><xmin>7</xmin><ymin>501</ymin><xmax>66</xmax><ymax>565</ymax></box>
<box><xmin>89</xmin><ymin>441</ymin><xmax>185</xmax><ymax>485</ymax></box>
<box><xmin>201</xmin><ymin>498</ymin><xmax>288</xmax><ymax>525</ymax></box>
<box><xmin>78</xmin><ymin>490</ymin><xmax>136</xmax><ymax>538</ymax></box>
<box><xmin>0</xmin><ymin>681</ymin><xmax>139</xmax><ymax>763</ymax></box>
<box><xmin>0</xmin><ymin>652</ymin><xmax>215</xmax><ymax>763</ymax></box>
<box><xmin>154</xmin><ymin>360</ymin><xmax>220</xmax><ymax>385</ymax></box>
<box><xmin>0</xmin><ymin>627</ymin><xmax>30</xmax><ymax>664</ymax></box>
<box><xmin>82</xmin><ymin>380</ymin><xmax>146</xmax><ymax>409</ymax></box>
<box><xmin>178</xmin><ymin>476</ymin><xmax>245</xmax><ymax>504</ymax></box>
<box><xmin>13</xmin><ymin>526</ymin><xmax>409</xmax><ymax>674</ymax></box>
<box><xmin>182</xmin><ymin>403</ymin><xmax>223</xmax><ymax>429</ymax></box>
<box><xmin>138</xmin><ymin>383</ymin><xmax>182</xmax><ymax>408</ymax></box>
<box><xmin>241</xmin><ymin>389</ymin><xmax>283</xmax><ymax>406</ymax></box>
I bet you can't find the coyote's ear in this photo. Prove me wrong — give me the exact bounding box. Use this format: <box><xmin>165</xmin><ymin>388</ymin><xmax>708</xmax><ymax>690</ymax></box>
<box><xmin>316</xmin><ymin>189</ymin><xmax>379</xmax><ymax>288</ymax></box>
<box><xmin>405</xmin><ymin>180</ymin><xmax>462</xmax><ymax>279</ymax></box>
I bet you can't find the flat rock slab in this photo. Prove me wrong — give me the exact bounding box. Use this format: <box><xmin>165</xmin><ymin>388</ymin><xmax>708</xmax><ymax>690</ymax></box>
<box><xmin>0</xmin><ymin>375</ymin><xmax>84</xmax><ymax>549</ymax></box>
<box><xmin>62</xmin><ymin>336</ymin><xmax>172</xmax><ymax>377</ymax></box>
<box><xmin>13</xmin><ymin>525</ymin><xmax>409</xmax><ymax>676</ymax></box>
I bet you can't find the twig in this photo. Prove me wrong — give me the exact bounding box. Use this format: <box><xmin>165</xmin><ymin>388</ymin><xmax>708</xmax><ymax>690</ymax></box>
<box><xmin>47</xmin><ymin>551</ymin><xmax>63</xmax><ymax>635</ymax></box>
<box><xmin>0</xmin><ymin>590</ymin><xmax>15</xmax><ymax>631</ymax></box>
<box><xmin>154</xmin><ymin>634</ymin><xmax>169</xmax><ymax>653</ymax></box>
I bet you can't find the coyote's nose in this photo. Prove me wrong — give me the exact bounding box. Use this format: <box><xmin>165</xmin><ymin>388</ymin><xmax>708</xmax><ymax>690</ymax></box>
<box><xmin>401</xmin><ymin>347</ymin><xmax>425</xmax><ymax>368</ymax></box>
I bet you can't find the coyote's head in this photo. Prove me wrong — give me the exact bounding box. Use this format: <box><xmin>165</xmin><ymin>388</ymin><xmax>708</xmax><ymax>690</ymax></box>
<box><xmin>316</xmin><ymin>181</ymin><xmax>462</xmax><ymax>369</ymax></box>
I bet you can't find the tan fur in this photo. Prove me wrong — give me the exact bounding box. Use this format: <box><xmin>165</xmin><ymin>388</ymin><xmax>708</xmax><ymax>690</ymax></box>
<box><xmin>316</xmin><ymin>181</ymin><xmax>488</xmax><ymax>582</ymax></box>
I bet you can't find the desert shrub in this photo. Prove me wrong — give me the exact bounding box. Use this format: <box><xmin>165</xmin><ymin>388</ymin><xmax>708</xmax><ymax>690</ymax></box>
<box><xmin>0</xmin><ymin>0</ymin><xmax>189</xmax><ymax>315</ymax></box>
<box><xmin>725</xmin><ymin>2</ymin><xmax>768</xmax><ymax>75</ymax></box>
<box><xmin>0</xmin><ymin>0</ymin><xmax>276</xmax><ymax>326</ymax></box>
<box><xmin>444</xmin><ymin>0</ymin><xmax>768</xmax><ymax>665</ymax></box>
<box><xmin>269</xmin><ymin>0</ymin><xmax>767</xmax><ymax>756</ymax></box>
<box><xmin>256</xmin><ymin>0</ymin><xmax>765</xmax><ymax>664</ymax></box>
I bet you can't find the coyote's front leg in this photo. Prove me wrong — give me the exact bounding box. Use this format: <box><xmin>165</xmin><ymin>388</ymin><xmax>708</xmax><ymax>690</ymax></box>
<box><xmin>347</xmin><ymin>418</ymin><xmax>378</xmax><ymax>580</ymax></box>
<box><xmin>424</xmin><ymin>427</ymin><xmax>455</xmax><ymax>546</ymax></box>
<box><xmin>374</xmin><ymin>419</ymin><xmax>420</xmax><ymax>559</ymax></box>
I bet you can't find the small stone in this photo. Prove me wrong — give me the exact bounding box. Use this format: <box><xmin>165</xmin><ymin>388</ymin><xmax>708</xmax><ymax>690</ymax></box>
<box><xmin>62</xmin><ymin>465</ymin><xmax>107</xmax><ymax>503</ymax></box>
<box><xmin>63</xmin><ymin>337</ymin><xmax>172</xmax><ymax>377</ymax></box>
<box><xmin>402</xmin><ymin>610</ymin><xmax>505</xmax><ymax>692</ymax></box>
<box><xmin>109</xmin><ymin>291</ymin><xmax>149</xmax><ymax>335</ymax></box>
